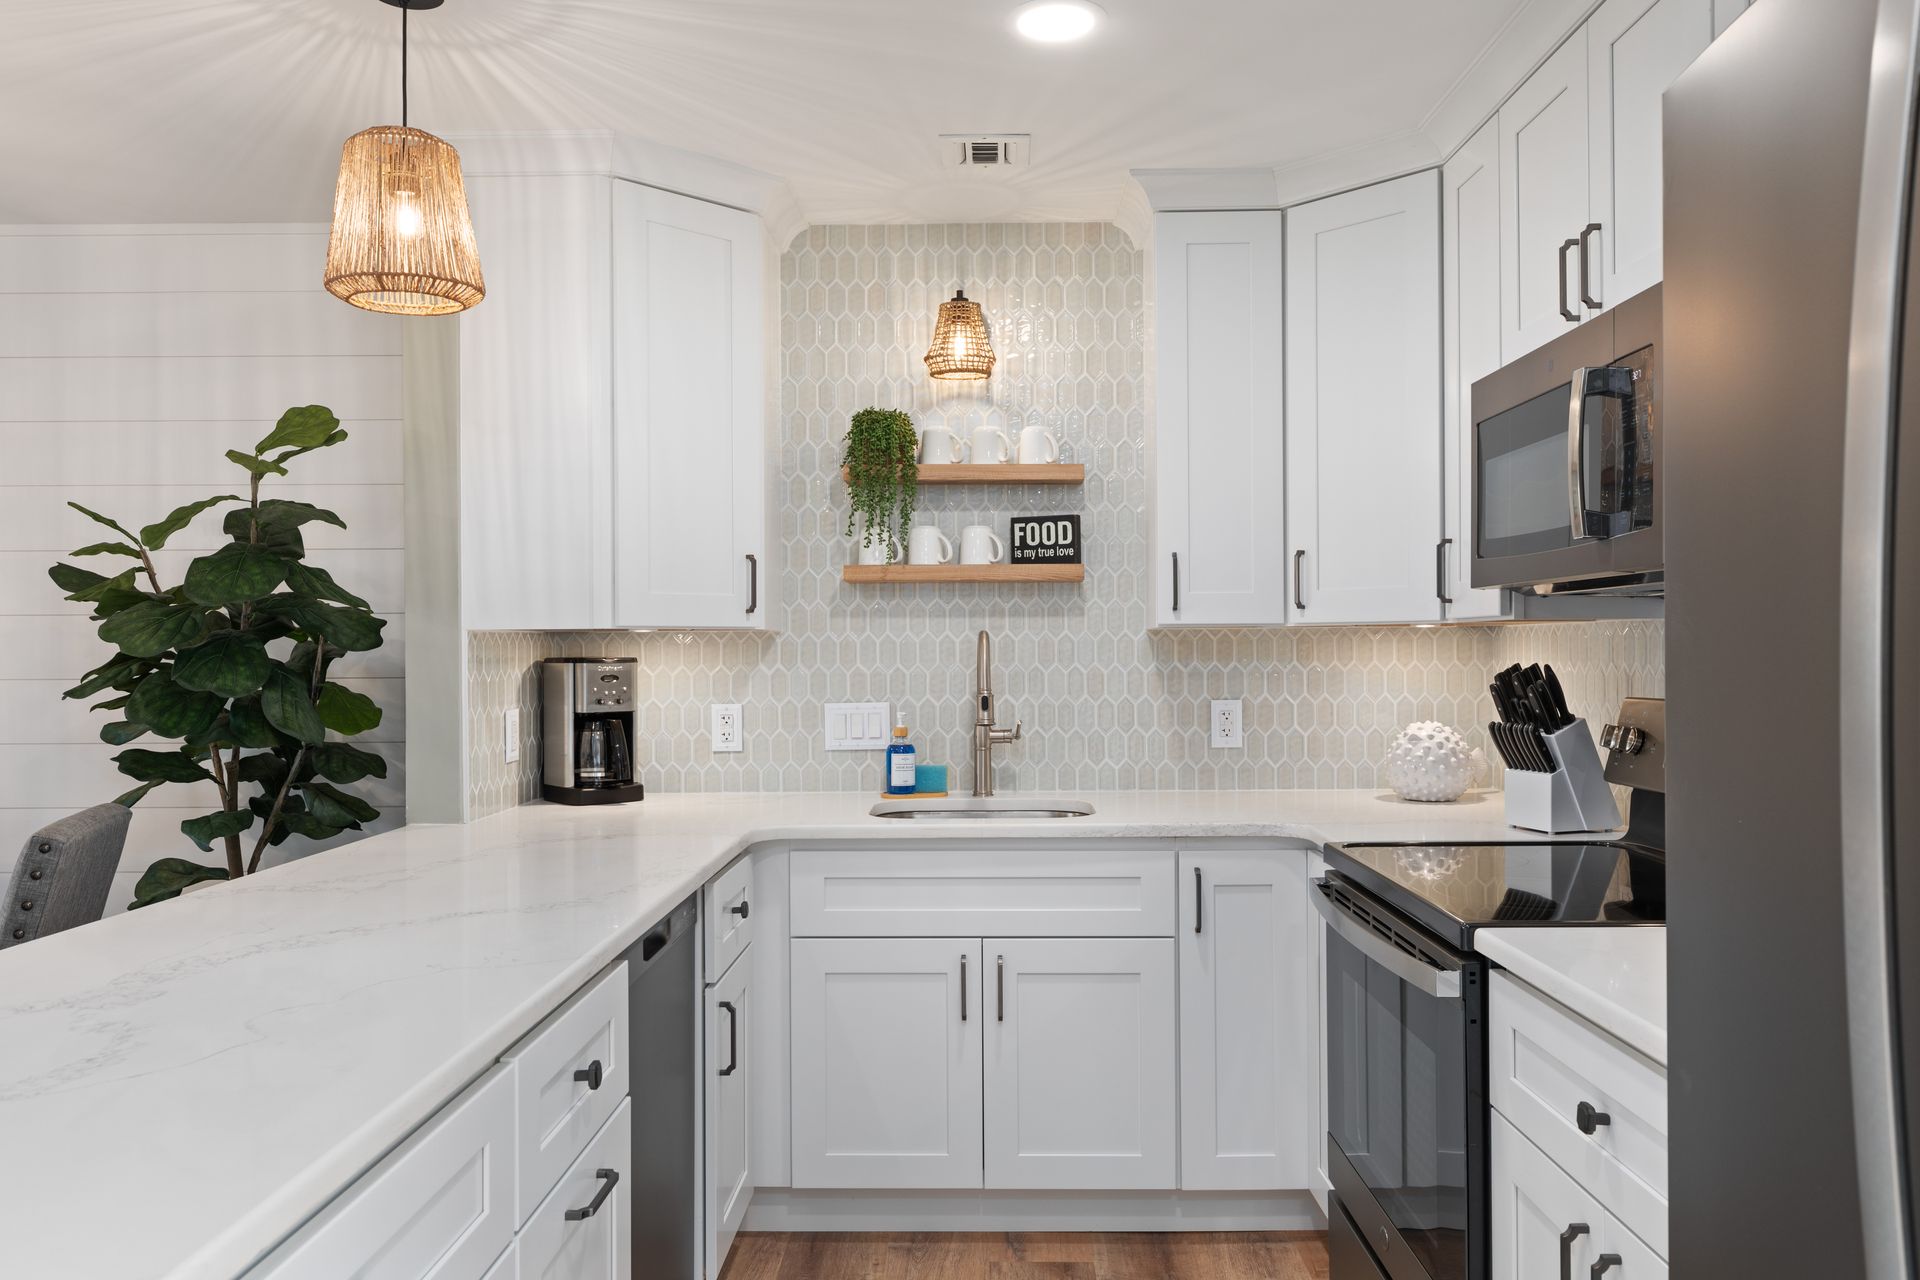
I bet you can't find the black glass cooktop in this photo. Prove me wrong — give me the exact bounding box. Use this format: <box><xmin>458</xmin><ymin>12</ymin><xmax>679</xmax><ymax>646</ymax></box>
<box><xmin>1324</xmin><ymin>841</ymin><xmax>1666</xmax><ymax>950</ymax></box>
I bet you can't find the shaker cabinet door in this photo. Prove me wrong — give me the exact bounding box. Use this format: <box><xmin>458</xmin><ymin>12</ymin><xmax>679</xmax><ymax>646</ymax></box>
<box><xmin>611</xmin><ymin>181</ymin><xmax>767</xmax><ymax>629</ymax></box>
<box><xmin>1498</xmin><ymin>32</ymin><xmax>1591</xmax><ymax>362</ymax></box>
<box><xmin>706</xmin><ymin>950</ymin><xmax>752</xmax><ymax>1276</ymax></box>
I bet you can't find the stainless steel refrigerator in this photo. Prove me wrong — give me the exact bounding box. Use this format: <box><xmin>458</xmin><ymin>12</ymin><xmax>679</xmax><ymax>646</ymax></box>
<box><xmin>1665</xmin><ymin>0</ymin><xmax>1916</xmax><ymax>1274</ymax></box>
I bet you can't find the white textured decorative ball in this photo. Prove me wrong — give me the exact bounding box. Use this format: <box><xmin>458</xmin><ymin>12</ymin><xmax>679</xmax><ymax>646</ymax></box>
<box><xmin>1383</xmin><ymin>721</ymin><xmax>1477</xmax><ymax>803</ymax></box>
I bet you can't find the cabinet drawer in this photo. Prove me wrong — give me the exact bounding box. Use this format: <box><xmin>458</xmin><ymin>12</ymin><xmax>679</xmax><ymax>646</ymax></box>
<box><xmin>1492</xmin><ymin>1111</ymin><xmax>1665</xmax><ymax>1279</ymax></box>
<box><xmin>247</xmin><ymin>1064</ymin><xmax>516</xmax><ymax>1280</ymax></box>
<box><xmin>707</xmin><ymin>853</ymin><xmax>754</xmax><ymax>980</ymax></box>
<box><xmin>1490</xmin><ymin>971</ymin><xmax>1668</xmax><ymax>1255</ymax></box>
<box><xmin>520</xmin><ymin>1100</ymin><xmax>633</xmax><ymax>1280</ymax></box>
<box><xmin>502</xmin><ymin>961</ymin><xmax>629</xmax><ymax>1226</ymax></box>
<box><xmin>790</xmin><ymin>847</ymin><xmax>1176</xmax><ymax>937</ymax></box>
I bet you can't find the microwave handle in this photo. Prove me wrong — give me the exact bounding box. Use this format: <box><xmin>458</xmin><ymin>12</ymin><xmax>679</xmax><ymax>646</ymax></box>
<box><xmin>1567</xmin><ymin>366</ymin><xmax>1638</xmax><ymax>541</ymax></box>
<box><xmin>1311</xmin><ymin>881</ymin><xmax>1461</xmax><ymax>1000</ymax></box>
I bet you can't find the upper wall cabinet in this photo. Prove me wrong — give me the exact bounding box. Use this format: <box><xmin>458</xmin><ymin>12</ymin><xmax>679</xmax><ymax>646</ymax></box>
<box><xmin>1499</xmin><ymin>0</ymin><xmax>1716</xmax><ymax>362</ymax></box>
<box><xmin>1285</xmin><ymin>171</ymin><xmax>1443</xmax><ymax>625</ymax></box>
<box><xmin>1151</xmin><ymin>212</ymin><xmax>1288</xmax><ymax>627</ymax></box>
<box><xmin>458</xmin><ymin>142</ymin><xmax>774</xmax><ymax>632</ymax></box>
<box><xmin>611</xmin><ymin>183</ymin><xmax>766</xmax><ymax>628</ymax></box>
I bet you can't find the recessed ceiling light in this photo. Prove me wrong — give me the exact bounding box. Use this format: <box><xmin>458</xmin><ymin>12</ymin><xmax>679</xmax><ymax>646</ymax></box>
<box><xmin>1013</xmin><ymin>0</ymin><xmax>1104</xmax><ymax>44</ymax></box>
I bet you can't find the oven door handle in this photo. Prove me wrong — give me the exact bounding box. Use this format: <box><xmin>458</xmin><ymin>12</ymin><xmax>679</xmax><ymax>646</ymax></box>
<box><xmin>1312</xmin><ymin>882</ymin><xmax>1462</xmax><ymax>1000</ymax></box>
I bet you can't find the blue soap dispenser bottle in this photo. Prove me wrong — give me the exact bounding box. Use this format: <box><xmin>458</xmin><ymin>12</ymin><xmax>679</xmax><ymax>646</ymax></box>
<box><xmin>886</xmin><ymin>712</ymin><xmax>917</xmax><ymax>795</ymax></box>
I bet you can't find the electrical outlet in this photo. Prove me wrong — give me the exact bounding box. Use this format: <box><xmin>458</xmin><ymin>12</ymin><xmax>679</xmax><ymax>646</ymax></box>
<box><xmin>1210</xmin><ymin>699</ymin><xmax>1244</xmax><ymax>750</ymax></box>
<box><xmin>711</xmin><ymin>703</ymin><xmax>744</xmax><ymax>754</ymax></box>
<box><xmin>503</xmin><ymin>707</ymin><xmax>521</xmax><ymax>764</ymax></box>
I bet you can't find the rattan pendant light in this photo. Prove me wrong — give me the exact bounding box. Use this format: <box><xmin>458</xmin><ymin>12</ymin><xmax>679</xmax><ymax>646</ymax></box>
<box><xmin>324</xmin><ymin>0</ymin><xmax>484</xmax><ymax>316</ymax></box>
<box><xmin>924</xmin><ymin>289</ymin><xmax>996</xmax><ymax>380</ymax></box>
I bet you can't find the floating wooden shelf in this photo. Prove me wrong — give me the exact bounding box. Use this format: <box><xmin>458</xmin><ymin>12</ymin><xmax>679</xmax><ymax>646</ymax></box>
<box><xmin>841</xmin><ymin>563</ymin><xmax>1084</xmax><ymax>585</ymax></box>
<box><xmin>840</xmin><ymin>463</ymin><xmax>1085</xmax><ymax>486</ymax></box>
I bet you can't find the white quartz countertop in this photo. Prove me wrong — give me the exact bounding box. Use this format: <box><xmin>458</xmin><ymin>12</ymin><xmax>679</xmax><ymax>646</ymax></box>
<box><xmin>1476</xmin><ymin>925</ymin><xmax>1668</xmax><ymax>1065</ymax></box>
<box><xmin>0</xmin><ymin>787</ymin><xmax>1541</xmax><ymax>1280</ymax></box>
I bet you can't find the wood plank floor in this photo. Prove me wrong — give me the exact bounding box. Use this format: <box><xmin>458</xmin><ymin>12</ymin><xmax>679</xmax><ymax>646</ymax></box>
<box><xmin>718</xmin><ymin>1231</ymin><xmax>1331</xmax><ymax>1280</ymax></box>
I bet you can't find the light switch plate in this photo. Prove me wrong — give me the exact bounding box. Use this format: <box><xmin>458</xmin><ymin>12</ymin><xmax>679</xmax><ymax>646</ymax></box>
<box><xmin>1210</xmin><ymin>699</ymin><xmax>1244</xmax><ymax>750</ymax></box>
<box><xmin>711</xmin><ymin>703</ymin><xmax>744</xmax><ymax>753</ymax></box>
<box><xmin>825</xmin><ymin>702</ymin><xmax>891</xmax><ymax>751</ymax></box>
<box><xmin>504</xmin><ymin>708</ymin><xmax>521</xmax><ymax>764</ymax></box>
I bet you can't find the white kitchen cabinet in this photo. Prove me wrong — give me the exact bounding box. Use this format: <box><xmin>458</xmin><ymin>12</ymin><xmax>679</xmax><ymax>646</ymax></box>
<box><xmin>1441</xmin><ymin>120</ymin><xmax>1510</xmax><ymax>621</ymax></box>
<box><xmin>1586</xmin><ymin>0</ymin><xmax>1716</xmax><ymax>311</ymax></box>
<box><xmin>1177</xmin><ymin>852</ymin><xmax>1314</xmax><ymax>1191</ymax></box>
<box><xmin>1492</xmin><ymin>1112</ymin><xmax>1665</xmax><ymax>1280</ymax></box>
<box><xmin>982</xmin><ymin>937</ymin><xmax>1177</xmax><ymax>1190</ymax></box>
<box><xmin>1309</xmin><ymin>850</ymin><xmax>1330</xmax><ymax>1213</ymax></box>
<box><xmin>611</xmin><ymin>181</ymin><xmax>767</xmax><ymax>628</ymax></box>
<box><xmin>789</xmin><ymin>937</ymin><xmax>983</xmax><ymax>1189</ymax></box>
<box><xmin>705</xmin><ymin>951</ymin><xmax>752</xmax><ymax>1276</ymax></box>
<box><xmin>481</xmin><ymin>1241</ymin><xmax>518</xmax><ymax>1280</ymax></box>
<box><xmin>1713</xmin><ymin>0</ymin><xmax>1750</xmax><ymax>41</ymax></box>
<box><xmin>518</xmin><ymin>1103</ymin><xmax>634</xmax><ymax>1280</ymax></box>
<box><xmin>1498</xmin><ymin>32</ymin><xmax>1592</xmax><ymax>361</ymax></box>
<box><xmin>1151</xmin><ymin>211</ymin><xmax>1289</xmax><ymax>626</ymax></box>
<box><xmin>1284</xmin><ymin>171</ymin><xmax>1443</xmax><ymax>624</ymax></box>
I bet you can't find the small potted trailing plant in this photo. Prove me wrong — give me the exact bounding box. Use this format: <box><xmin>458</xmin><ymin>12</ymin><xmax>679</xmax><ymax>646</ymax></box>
<box><xmin>841</xmin><ymin>407</ymin><xmax>918</xmax><ymax>563</ymax></box>
<box><xmin>46</xmin><ymin>405</ymin><xmax>389</xmax><ymax>908</ymax></box>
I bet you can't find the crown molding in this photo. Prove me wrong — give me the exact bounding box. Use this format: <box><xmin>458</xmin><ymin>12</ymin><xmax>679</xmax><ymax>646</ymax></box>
<box><xmin>445</xmin><ymin>129</ymin><xmax>798</xmax><ymax>224</ymax></box>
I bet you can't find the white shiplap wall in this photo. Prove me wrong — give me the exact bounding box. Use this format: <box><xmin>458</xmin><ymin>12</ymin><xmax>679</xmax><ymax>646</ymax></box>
<box><xmin>0</xmin><ymin>225</ymin><xmax>405</xmax><ymax>912</ymax></box>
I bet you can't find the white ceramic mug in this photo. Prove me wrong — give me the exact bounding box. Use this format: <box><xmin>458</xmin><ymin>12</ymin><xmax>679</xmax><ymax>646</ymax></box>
<box><xmin>907</xmin><ymin>524</ymin><xmax>954</xmax><ymax>565</ymax></box>
<box><xmin>969</xmin><ymin>424</ymin><xmax>1012</xmax><ymax>464</ymax></box>
<box><xmin>919</xmin><ymin>426</ymin><xmax>967</xmax><ymax>464</ymax></box>
<box><xmin>958</xmin><ymin>524</ymin><xmax>1006</xmax><ymax>565</ymax></box>
<box><xmin>1016</xmin><ymin>425</ymin><xmax>1061</xmax><ymax>464</ymax></box>
<box><xmin>854</xmin><ymin>529</ymin><xmax>900</xmax><ymax>565</ymax></box>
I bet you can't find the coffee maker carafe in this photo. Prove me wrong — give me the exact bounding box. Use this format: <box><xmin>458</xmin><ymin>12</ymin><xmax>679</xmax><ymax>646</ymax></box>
<box><xmin>541</xmin><ymin>658</ymin><xmax>645</xmax><ymax>804</ymax></box>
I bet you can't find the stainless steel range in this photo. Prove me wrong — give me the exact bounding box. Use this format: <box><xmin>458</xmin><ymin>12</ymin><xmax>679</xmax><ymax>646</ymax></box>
<box><xmin>1317</xmin><ymin>699</ymin><xmax>1668</xmax><ymax>1280</ymax></box>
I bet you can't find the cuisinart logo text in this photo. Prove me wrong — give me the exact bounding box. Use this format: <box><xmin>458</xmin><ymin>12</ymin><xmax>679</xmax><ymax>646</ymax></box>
<box><xmin>1009</xmin><ymin>515</ymin><xmax>1082</xmax><ymax>564</ymax></box>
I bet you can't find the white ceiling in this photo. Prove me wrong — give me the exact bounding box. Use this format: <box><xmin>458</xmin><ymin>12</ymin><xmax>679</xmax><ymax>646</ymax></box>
<box><xmin>0</xmin><ymin>0</ymin><xmax>1531</xmax><ymax>228</ymax></box>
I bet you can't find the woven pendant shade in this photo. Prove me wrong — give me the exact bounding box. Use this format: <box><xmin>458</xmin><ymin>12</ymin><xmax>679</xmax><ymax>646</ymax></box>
<box><xmin>324</xmin><ymin>125</ymin><xmax>484</xmax><ymax>316</ymax></box>
<box><xmin>924</xmin><ymin>289</ymin><xmax>996</xmax><ymax>380</ymax></box>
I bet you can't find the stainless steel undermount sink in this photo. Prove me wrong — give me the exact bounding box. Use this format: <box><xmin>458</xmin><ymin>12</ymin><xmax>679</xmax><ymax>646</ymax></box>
<box><xmin>869</xmin><ymin>797</ymin><xmax>1095</xmax><ymax>820</ymax></box>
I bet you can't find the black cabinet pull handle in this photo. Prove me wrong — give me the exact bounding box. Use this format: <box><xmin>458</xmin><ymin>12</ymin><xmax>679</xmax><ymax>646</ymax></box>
<box><xmin>1576</xmin><ymin>1101</ymin><xmax>1612</xmax><ymax>1134</ymax></box>
<box><xmin>1558</xmin><ymin>238</ymin><xmax>1581</xmax><ymax>321</ymax></box>
<box><xmin>564</xmin><ymin>1168</ymin><xmax>620</xmax><ymax>1222</ymax></box>
<box><xmin>717</xmin><ymin>999</ymin><xmax>738</xmax><ymax>1076</ymax></box>
<box><xmin>1436</xmin><ymin>537</ymin><xmax>1453</xmax><ymax>605</ymax></box>
<box><xmin>1591</xmin><ymin>1256</ymin><xmax>1622</xmax><ymax>1278</ymax></box>
<box><xmin>996</xmin><ymin>954</ymin><xmax>1005</xmax><ymax>1022</ymax></box>
<box><xmin>1194</xmin><ymin>867</ymin><xmax>1203</xmax><ymax>934</ymax></box>
<box><xmin>729</xmin><ymin>899</ymin><xmax>750</xmax><ymax>920</ymax></box>
<box><xmin>1579</xmin><ymin>223</ymin><xmax>1603</xmax><ymax>310</ymax></box>
<box><xmin>744</xmin><ymin>553</ymin><xmax>758</xmax><ymax>615</ymax></box>
<box><xmin>1171</xmin><ymin>552</ymin><xmax>1180</xmax><ymax>614</ymax></box>
<box><xmin>572</xmin><ymin>1059</ymin><xmax>603</xmax><ymax>1091</ymax></box>
<box><xmin>1293</xmin><ymin>549</ymin><xmax>1306</xmax><ymax>612</ymax></box>
<box><xmin>1560</xmin><ymin>1223</ymin><xmax>1590</xmax><ymax>1280</ymax></box>
<box><xmin>960</xmin><ymin>954</ymin><xmax>968</xmax><ymax>1022</ymax></box>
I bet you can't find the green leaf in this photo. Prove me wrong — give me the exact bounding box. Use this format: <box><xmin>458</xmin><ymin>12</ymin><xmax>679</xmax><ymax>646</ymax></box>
<box><xmin>100</xmin><ymin>720</ymin><xmax>148</xmax><ymax>745</ymax></box>
<box><xmin>114</xmin><ymin>780</ymin><xmax>162</xmax><ymax>808</ymax></box>
<box><xmin>139</xmin><ymin>495</ymin><xmax>241</xmax><ymax>551</ymax></box>
<box><xmin>170</xmin><ymin>630</ymin><xmax>271</xmax><ymax>698</ymax></box>
<box><xmin>252</xmin><ymin>498</ymin><xmax>347</xmax><ymax>533</ymax></box>
<box><xmin>255</xmin><ymin>405</ymin><xmax>341</xmax><ymax>455</ymax></box>
<box><xmin>281</xmin><ymin>561</ymin><xmax>370</xmax><ymax>611</ymax></box>
<box><xmin>112</xmin><ymin>747</ymin><xmax>214</xmax><ymax>783</ymax></box>
<box><xmin>68</xmin><ymin>501</ymin><xmax>137</xmax><ymax>543</ymax></box>
<box><xmin>182</xmin><ymin>543</ymin><xmax>288</xmax><ymax>607</ymax></box>
<box><xmin>261</xmin><ymin>667</ymin><xmax>327</xmax><ymax>744</ymax></box>
<box><xmin>125</xmin><ymin>672</ymin><xmax>222</xmax><ymax>739</ymax></box>
<box><xmin>91</xmin><ymin>584</ymin><xmax>151</xmax><ymax>617</ymax></box>
<box><xmin>315</xmin><ymin>681</ymin><xmax>382</xmax><ymax>735</ymax></box>
<box><xmin>225</xmin><ymin>698</ymin><xmax>287</xmax><ymax>749</ymax></box>
<box><xmin>91</xmin><ymin>695</ymin><xmax>130</xmax><ymax>711</ymax></box>
<box><xmin>129</xmin><ymin>858</ymin><xmax>228</xmax><ymax>909</ymax></box>
<box><xmin>58</xmin><ymin>565</ymin><xmax>139</xmax><ymax>605</ymax></box>
<box><xmin>220</xmin><ymin>504</ymin><xmax>311</xmax><ymax>557</ymax></box>
<box><xmin>303</xmin><ymin>782</ymin><xmax>377</xmax><ymax>829</ymax></box>
<box><xmin>180</xmin><ymin>809</ymin><xmax>254</xmax><ymax>853</ymax></box>
<box><xmin>226</xmin><ymin>450</ymin><xmax>288</xmax><ymax>478</ymax></box>
<box><xmin>71</xmin><ymin>541</ymin><xmax>142</xmax><ymax>558</ymax></box>
<box><xmin>255</xmin><ymin>596</ymin><xmax>386</xmax><ymax>652</ymax></box>
<box><xmin>272</xmin><ymin>808</ymin><xmax>345</xmax><ymax>844</ymax></box>
<box><xmin>98</xmin><ymin>599</ymin><xmax>208</xmax><ymax>658</ymax></box>
<box><xmin>271</xmin><ymin>428</ymin><xmax>349</xmax><ymax>466</ymax></box>
<box><xmin>64</xmin><ymin>655</ymin><xmax>149</xmax><ymax>700</ymax></box>
<box><xmin>236</xmin><ymin>752</ymin><xmax>290</xmax><ymax>786</ymax></box>
<box><xmin>309</xmin><ymin>742</ymin><xmax>388</xmax><ymax>784</ymax></box>
<box><xmin>181</xmin><ymin>713</ymin><xmax>233</xmax><ymax>753</ymax></box>
<box><xmin>48</xmin><ymin>562</ymin><xmax>107</xmax><ymax>595</ymax></box>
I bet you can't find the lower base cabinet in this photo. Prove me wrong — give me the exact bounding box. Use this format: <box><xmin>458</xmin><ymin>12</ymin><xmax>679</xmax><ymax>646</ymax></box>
<box><xmin>520</xmin><ymin>1102</ymin><xmax>634</xmax><ymax>1280</ymax></box>
<box><xmin>482</xmin><ymin>1241</ymin><xmax>518</xmax><ymax>1280</ymax></box>
<box><xmin>706</xmin><ymin>950</ymin><xmax>752</xmax><ymax>1275</ymax></box>
<box><xmin>1492</xmin><ymin>1112</ymin><xmax>1664</xmax><ymax>1280</ymax></box>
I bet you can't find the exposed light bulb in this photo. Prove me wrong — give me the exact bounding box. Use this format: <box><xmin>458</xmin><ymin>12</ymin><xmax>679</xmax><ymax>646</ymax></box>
<box><xmin>393</xmin><ymin>192</ymin><xmax>424</xmax><ymax>240</ymax></box>
<box><xmin>1014</xmin><ymin>0</ymin><xmax>1104</xmax><ymax>43</ymax></box>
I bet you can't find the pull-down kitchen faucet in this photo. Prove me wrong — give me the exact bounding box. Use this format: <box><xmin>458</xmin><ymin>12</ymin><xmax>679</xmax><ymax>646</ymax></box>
<box><xmin>972</xmin><ymin>629</ymin><xmax>1022</xmax><ymax>797</ymax></box>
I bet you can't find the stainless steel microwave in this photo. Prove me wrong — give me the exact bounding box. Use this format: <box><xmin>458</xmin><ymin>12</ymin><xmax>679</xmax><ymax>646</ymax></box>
<box><xmin>1470</xmin><ymin>285</ymin><xmax>1663</xmax><ymax>596</ymax></box>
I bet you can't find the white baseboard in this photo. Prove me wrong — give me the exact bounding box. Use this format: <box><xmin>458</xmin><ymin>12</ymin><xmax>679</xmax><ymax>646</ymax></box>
<box><xmin>742</xmin><ymin>1188</ymin><xmax>1326</xmax><ymax>1234</ymax></box>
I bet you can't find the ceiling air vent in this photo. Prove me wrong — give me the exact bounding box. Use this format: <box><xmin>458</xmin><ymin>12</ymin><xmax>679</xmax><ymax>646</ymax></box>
<box><xmin>942</xmin><ymin>134</ymin><xmax>1031</xmax><ymax>169</ymax></box>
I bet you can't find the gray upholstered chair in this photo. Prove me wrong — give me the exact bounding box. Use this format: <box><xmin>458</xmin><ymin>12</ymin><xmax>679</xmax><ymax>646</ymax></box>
<box><xmin>1</xmin><ymin>804</ymin><xmax>132</xmax><ymax>948</ymax></box>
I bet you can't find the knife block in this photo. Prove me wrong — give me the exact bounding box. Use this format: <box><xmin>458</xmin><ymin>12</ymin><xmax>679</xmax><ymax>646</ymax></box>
<box><xmin>1505</xmin><ymin>718</ymin><xmax>1622</xmax><ymax>834</ymax></box>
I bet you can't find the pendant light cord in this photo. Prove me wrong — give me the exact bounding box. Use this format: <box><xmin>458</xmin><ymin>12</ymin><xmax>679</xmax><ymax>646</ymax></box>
<box><xmin>401</xmin><ymin>2</ymin><xmax>409</xmax><ymax>127</ymax></box>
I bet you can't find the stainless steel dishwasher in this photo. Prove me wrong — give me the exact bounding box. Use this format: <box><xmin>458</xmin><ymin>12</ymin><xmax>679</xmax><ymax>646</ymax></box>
<box><xmin>621</xmin><ymin>894</ymin><xmax>698</xmax><ymax>1279</ymax></box>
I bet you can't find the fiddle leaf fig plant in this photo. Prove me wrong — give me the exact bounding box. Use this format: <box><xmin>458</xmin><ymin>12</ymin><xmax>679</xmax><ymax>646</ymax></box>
<box><xmin>841</xmin><ymin>407</ymin><xmax>918</xmax><ymax>562</ymax></box>
<box><xmin>47</xmin><ymin>405</ymin><xmax>388</xmax><ymax>909</ymax></box>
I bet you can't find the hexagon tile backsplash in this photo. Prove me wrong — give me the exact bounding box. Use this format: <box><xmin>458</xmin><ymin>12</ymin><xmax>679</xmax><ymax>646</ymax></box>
<box><xmin>466</xmin><ymin>222</ymin><xmax>1665</xmax><ymax>817</ymax></box>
